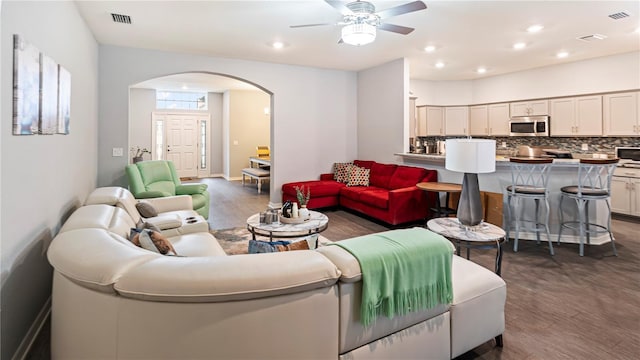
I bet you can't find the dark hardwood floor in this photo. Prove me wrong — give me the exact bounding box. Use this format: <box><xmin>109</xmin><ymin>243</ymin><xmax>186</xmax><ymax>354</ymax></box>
<box><xmin>27</xmin><ymin>178</ymin><xmax>640</xmax><ymax>359</ymax></box>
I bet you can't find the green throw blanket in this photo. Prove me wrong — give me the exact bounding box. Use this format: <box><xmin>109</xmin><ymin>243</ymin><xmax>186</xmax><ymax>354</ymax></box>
<box><xmin>331</xmin><ymin>227</ymin><xmax>453</xmax><ymax>326</ymax></box>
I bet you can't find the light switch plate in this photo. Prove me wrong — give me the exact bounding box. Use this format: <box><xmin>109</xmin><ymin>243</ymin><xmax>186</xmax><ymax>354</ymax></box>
<box><xmin>233</xmin><ymin>140</ymin><xmax>239</xmax><ymax>146</ymax></box>
<box><xmin>112</xmin><ymin>147</ymin><xmax>124</xmax><ymax>157</ymax></box>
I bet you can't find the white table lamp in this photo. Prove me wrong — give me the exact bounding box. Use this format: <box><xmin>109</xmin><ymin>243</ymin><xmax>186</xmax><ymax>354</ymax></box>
<box><xmin>445</xmin><ymin>139</ymin><xmax>496</xmax><ymax>226</ymax></box>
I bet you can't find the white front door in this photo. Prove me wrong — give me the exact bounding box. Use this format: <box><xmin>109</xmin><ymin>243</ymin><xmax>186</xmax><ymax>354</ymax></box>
<box><xmin>166</xmin><ymin>114</ymin><xmax>198</xmax><ymax>178</ymax></box>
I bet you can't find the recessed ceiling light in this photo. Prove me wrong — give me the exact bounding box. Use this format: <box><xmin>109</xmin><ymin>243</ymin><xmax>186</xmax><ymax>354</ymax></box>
<box><xmin>424</xmin><ymin>45</ymin><xmax>436</xmax><ymax>52</ymax></box>
<box><xmin>556</xmin><ymin>51</ymin><xmax>569</xmax><ymax>58</ymax></box>
<box><xmin>435</xmin><ymin>62</ymin><xmax>445</xmax><ymax>68</ymax></box>
<box><xmin>527</xmin><ymin>24</ymin><xmax>544</xmax><ymax>33</ymax></box>
<box><xmin>272</xmin><ymin>41</ymin><xmax>284</xmax><ymax>49</ymax></box>
<box><xmin>636</xmin><ymin>27</ymin><xmax>640</xmax><ymax>33</ymax></box>
<box><xmin>476</xmin><ymin>67</ymin><xmax>487</xmax><ymax>74</ymax></box>
<box><xmin>181</xmin><ymin>85</ymin><xmax>188</xmax><ymax>90</ymax></box>
<box><xmin>513</xmin><ymin>42</ymin><xmax>526</xmax><ymax>50</ymax></box>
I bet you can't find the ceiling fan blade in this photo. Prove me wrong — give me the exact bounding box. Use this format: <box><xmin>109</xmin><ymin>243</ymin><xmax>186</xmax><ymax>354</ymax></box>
<box><xmin>290</xmin><ymin>23</ymin><xmax>332</xmax><ymax>28</ymax></box>
<box><xmin>325</xmin><ymin>0</ymin><xmax>353</xmax><ymax>15</ymax></box>
<box><xmin>378</xmin><ymin>23</ymin><xmax>415</xmax><ymax>35</ymax></box>
<box><xmin>376</xmin><ymin>1</ymin><xmax>427</xmax><ymax>19</ymax></box>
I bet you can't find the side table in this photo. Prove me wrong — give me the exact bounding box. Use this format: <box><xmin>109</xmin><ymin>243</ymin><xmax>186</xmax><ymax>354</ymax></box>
<box><xmin>417</xmin><ymin>182</ymin><xmax>462</xmax><ymax>218</ymax></box>
<box><xmin>427</xmin><ymin>217</ymin><xmax>506</xmax><ymax>276</ymax></box>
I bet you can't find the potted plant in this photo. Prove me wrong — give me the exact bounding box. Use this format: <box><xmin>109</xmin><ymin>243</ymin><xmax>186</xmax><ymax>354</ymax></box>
<box><xmin>294</xmin><ymin>185</ymin><xmax>311</xmax><ymax>218</ymax></box>
<box><xmin>130</xmin><ymin>146</ymin><xmax>151</xmax><ymax>163</ymax></box>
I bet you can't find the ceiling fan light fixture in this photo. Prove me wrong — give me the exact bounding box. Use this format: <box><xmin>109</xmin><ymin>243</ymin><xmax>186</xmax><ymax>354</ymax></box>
<box><xmin>342</xmin><ymin>23</ymin><xmax>377</xmax><ymax>46</ymax></box>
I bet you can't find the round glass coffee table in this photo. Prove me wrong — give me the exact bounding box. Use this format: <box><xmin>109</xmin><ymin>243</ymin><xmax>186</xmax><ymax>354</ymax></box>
<box><xmin>247</xmin><ymin>210</ymin><xmax>329</xmax><ymax>241</ymax></box>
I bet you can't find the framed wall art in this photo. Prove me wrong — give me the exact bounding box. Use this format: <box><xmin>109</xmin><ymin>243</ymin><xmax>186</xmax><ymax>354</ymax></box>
<box><xmin>57</xmin><ymin>65</ymin><xmax>71</xmax><ymax>134</ymax></box>
<box><xmin>13</xmin><ymin>34</ymin><xmax>40</xmax><ymax>135</ymax></box>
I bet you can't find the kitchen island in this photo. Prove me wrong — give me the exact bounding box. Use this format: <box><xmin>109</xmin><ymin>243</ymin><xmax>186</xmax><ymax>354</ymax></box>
<box><xmin>395</xmin><ymin>153</ymin><xmax>614</xmax><ymax>246</ymax></box>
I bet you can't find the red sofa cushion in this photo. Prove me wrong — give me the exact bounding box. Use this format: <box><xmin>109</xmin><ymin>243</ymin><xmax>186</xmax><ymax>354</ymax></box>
<box><xmin>359</xmin><ymin>188</ymin><xmax>389</xmax><ymax>209</ymax></box>
<box><xmin>369</xmin><ymin>163</ymin><xmax>397</xmax><ymax>189</ymax></box>
<box><xmin>282</xmin><ymin>180</ymin><xmax>344</xmax><ymax>198</ymax></box>
<box><xmin>388</xmin><ymin>166</ymin><xmax>428</xmax><ymax>190</ymax></box>
<box><xmin>353</xmin><ymin>160</ymin><xmax>376</xmax><ymax>169</ymax></box>
<box><xmin>340</xmin><ymin>186</ymin><xmax>374</xmax><ymax>201</ymax></box>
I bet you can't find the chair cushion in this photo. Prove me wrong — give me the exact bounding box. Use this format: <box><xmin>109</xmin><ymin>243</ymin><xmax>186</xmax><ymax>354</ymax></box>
<box><xmin>388</xmin><ymin>166</ymin><xmax>427</xmax><ymax>190</ymax></box>
<box><xmin>369</xmin><ymin>163</ymin><xmax>397</xmax><ymax>189</ymax></box>
<box><xmin>191</xmin><ymin>193</ymin><xmax>208</xmax><ymax>210</ymax></box>
<box><xmin>560</xmin><ymin>186</ymin><xmax>609</xmax><ymax>196</ymax></box>
<box><xmin>506</xmin><ymin>185</ymin><xmax>546</xmax><ymax>195</ymax></box>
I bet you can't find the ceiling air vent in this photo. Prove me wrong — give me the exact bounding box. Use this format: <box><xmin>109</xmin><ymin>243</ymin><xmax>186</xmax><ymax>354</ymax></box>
<box><xmin>608</xmin><ymin>11</ymin><xmax>630</xmax><ymax>20</ymax></box>
<box><xmin>111</xmin><ymin>13</ymin><xmax>132</xmax><ymax>24</ymax></box>
<box><xmin>577</xmin><ymin>34</ymin><xmax>608</xmax><ymax>42</ymax></box>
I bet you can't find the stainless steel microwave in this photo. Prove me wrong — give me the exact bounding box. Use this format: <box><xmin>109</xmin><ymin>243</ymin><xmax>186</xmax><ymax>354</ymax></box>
<box><xmin>509</xmin><ymin>116</ymin><xmax>549</xmax><ymax>136</ymax></box>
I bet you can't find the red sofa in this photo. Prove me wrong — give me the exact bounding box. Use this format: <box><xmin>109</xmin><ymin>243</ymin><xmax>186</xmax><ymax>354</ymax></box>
<box><xmin>282</xmin><ymin>160</ymin><xmax>437</xmax><ymax>225</ymax></box>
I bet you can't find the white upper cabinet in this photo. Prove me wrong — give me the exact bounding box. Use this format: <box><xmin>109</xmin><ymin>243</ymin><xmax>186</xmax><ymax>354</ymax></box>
<box><xmin>510</xmin><ymin>100</ymin><xmax>549</xmax><ymax>117</ymax></box>
<box><xmin>487</xmin><ymin>103</ymin><xmax>510</xmax><ymax>136</ymax></box>
<box><xmin>444</xmin><ymin>106</ymin><xmax>469</xmax><ymax>136</ymax></box>
<box><xmin>416</xmin><ymin>105</ymin><xmax>427</xmax><ymax>136</ymax></box>
<box><xmin>409</xmin><ymin>97</ymin><xmax>417</xmax><ymax>138</ymax></box>
<box><xmin>550</xmin><ymin>95</ymin><xmax>602</xmax><ymax>136</ymax></box>
<box><xmin>469</xmin><ymin>105</ymin><xmax>488</xmax><ymax>136</ymax></box>
<box><xmin>426</xmin><ymin>106</ymin><xmax>445</xmax><ymax>136</ymax></box>
<box><xmin>603</xmin><ymin>92</ymin><xmax>639</xmax><ymax>136</ymax></box>
<box><xmin>469</xmin><ymin>104</ymin><xmax>509</xmax><ymax>136</ymax></box>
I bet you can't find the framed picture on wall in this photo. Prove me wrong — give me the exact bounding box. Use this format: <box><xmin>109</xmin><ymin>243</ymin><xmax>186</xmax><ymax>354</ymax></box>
<box><xmin>57</xmin><ymin>65</ymin><xmax>71</xmax><ymax>134</ymax></box>
<box><xmin>39</xmin><ymin>54</ymin><xmax>59</xmax><ymax>135</ymax></box>
<box><xmin>12</xmin><ymin>34</ymin><xmax>40</xmax><ymax>135</ymax></box>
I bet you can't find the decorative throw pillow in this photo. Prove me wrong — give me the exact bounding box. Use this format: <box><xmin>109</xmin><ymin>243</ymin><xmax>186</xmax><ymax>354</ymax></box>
<box><xmin>130</xmin><ymin>228</ymin><xmax>178</xmax><ymax>256</ymax></box>
<box><xmin>333</xmin><ymin>162</ymin><xmax>353</xmax><ymax>183</ymax></box>
<box><xmin>347</xmin><ymin>166</ymin><xmax>370</xmax><ymax>187</ymax></box>
<box><xmin>135</xmin><ymin>202</ymin><xmax>158</xmax><ymax>218</ymax></box>
<box><xmin>248</xmin><ymin>239</ymin><xmax>310</xmax><ymax>254</ymax></box>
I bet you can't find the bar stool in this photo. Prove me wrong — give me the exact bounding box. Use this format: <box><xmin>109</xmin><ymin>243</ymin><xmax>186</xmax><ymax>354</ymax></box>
<box><xmin>505</xmin><ymin>157</ymin><xmax>555</xmax><ymax>255</ymax></box>
<box><xmin>558</xmin><ymin>158</ymin><xmax>619</xmax><ymax>257</ymax></box>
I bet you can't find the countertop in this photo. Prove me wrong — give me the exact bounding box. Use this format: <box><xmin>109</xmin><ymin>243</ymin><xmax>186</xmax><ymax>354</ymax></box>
<box><xmin>395</xmin><ymin>152</ymin><xmax>585</xmax><ymax>166</ymax></box>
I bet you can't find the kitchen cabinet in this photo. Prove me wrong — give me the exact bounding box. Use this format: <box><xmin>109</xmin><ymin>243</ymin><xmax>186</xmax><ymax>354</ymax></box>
<box><xmin>510</xmin><ymin>100</ymin><xmax>549</xmax><ymax>117</ymax></box>
<box><xmin>444</xmin><ymin>106</ymin><xmax>468</xmax><ymax>136</ymax></box>
<box><xmin>409</xmin><ymin>97</ymin><xmax>417</xmax><ymax>138</ymax></box>
<box><xmin>469</xmin><ymin>105</ymin><xmax>488</xmax><ymax>136</ymax></box>
<box><xmin>611</xmin><ymin>168</ymin><xmax>640</xmax><ymax>216</ymax></box>
<box><xmin>603</xmin><ymin>92</ymin><xmax>639</xmax><ymax>136</ymax></box>
<box><xmin>469</xmin><ymin>104</ymin><xmax>509</xmax><ymax>136</ymax></box>
<box><xmin>550</xmin><ymin>95</ymin><xmax>602</xmax><ymax>136</ymax></box>
<box><xmin>416</xmin><ymin>106</ymin><xmax>444</xmax><ymax>136</ymax></box>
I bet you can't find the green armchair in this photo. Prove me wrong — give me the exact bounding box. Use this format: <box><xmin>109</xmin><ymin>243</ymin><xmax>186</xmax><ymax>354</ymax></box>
<box><xmin>126</xmin><ymin>160</ymin><xmax>210</xmax><ymax>219</ymax></box>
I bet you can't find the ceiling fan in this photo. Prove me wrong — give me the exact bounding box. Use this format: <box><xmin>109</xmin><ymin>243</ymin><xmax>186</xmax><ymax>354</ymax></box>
<box><xmin>290</xmin><ymin>0</ymin><xmax>427</xmax><ymax>46</ymax></box>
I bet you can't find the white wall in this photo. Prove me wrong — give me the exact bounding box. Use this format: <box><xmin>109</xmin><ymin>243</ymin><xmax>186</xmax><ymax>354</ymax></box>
<box><xmin>411</xmin><ymin>79</ymin><xmax>474</xmax><ymax>106</ymax></box>
<box><xmin>357</xmin><ymin>58</ymin><xmax>408</xmax><ymax>163</ymax></box>
<box><xmin>0</xmin><ymin>2</ymin><xmax>98</xmax><ymax>359</ymax></box>
<box><xmin>228</xmin><ymin>90</ymin><xmax>270</xmax><ymax>179</ymax></box>
<box><xmin>209</xmin><ymin>92</ymin><xmax>224</xmax><ymax>175</ymax></box>
<box><xmin>472</xmin><ymin>51</ymin><xmax>640</xmax><ymax>104</ymax></box>
<box><xmin>98</xmin><ymin>46</ymin><xmax>358</xmax><ymax>206</ymax></box>
<box><xmin>411</xmin><ymin>51</ymin><xmax>640</xmax><ymax>106</ymax></box>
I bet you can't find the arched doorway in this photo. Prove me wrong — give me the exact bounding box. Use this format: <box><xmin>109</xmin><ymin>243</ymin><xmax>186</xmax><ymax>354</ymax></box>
<box><xmin>128</xmin><ymin>71</ymin><xmax>273</xmax><ymax>185</ymax></box>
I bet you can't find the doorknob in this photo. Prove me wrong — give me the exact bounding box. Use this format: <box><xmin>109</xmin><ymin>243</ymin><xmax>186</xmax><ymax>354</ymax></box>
<box><xmin>167</xmin><ymin>145</ymin><xmax>171</xmax><ymax>152</ymax></box>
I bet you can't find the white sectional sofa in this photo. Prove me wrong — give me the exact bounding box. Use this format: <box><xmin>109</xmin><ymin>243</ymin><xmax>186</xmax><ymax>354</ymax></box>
<box><xmin>46</xmin><ymin>187</ymin><xmax>506</xmax><ymax>359</ymax></box>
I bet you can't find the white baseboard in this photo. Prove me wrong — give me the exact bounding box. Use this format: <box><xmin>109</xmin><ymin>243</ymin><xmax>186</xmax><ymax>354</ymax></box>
<box><xmin>12</xmin><ymin>296</ymin><xmax>51</xmax><ymax>360</ymax></box>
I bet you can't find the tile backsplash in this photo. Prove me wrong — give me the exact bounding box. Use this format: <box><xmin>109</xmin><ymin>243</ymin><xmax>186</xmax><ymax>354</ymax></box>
<box><xmin>416</xmin><ymin>136</ymin><xmax>640</xmax><ymax>155</ymax></box>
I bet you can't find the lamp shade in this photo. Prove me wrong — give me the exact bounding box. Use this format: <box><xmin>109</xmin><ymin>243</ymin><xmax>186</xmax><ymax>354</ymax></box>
<box><xmin>445</xmin><ymin>139</ymin><xmax>496</xmax><ymax>174</ymax></box>
<box><xmin>342</xmin><ymin>23</ymin><xmax>376</xmax><ymax>46</ymax></box>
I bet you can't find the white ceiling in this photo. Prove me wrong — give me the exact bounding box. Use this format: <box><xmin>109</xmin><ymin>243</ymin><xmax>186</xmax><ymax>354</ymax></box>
<box><xmin>76</xmin><ymin>0</ymin><xmax>640</xmax><ymax>89</ymax></box>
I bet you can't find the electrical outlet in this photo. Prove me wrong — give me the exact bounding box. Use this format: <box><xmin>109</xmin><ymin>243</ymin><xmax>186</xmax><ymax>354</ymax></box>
<box><xmin>581</xmin><ymin>144</ymin><xmax>589</xmax><ymax>151</ymax></box>
<box><xmin>112</xmin><ymin>147</ymin><xmax>123</xmax><ymax>157</ymax></box>
<box><xmin>501</xmin><ymin>142</ymin><xmax>507</xmax><ymax>148</ymax></box>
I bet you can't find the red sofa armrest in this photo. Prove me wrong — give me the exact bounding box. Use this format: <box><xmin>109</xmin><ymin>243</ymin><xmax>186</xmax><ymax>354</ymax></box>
<box><xmin>320</xmin><ymin>173</ymin><xmax>334</xmax><ymax>181</ymax></box>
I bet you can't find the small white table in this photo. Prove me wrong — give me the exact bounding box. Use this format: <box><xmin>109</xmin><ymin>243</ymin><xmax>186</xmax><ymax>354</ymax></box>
<box><xmin>246</xmin><ymin>210</ymin><xmax>329</xmax><ymax>241</ymax></box>
<box><xmin>427</xmin><ymin>217</ymin><xmax>506</xmax><ymax>276</ymax></box>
